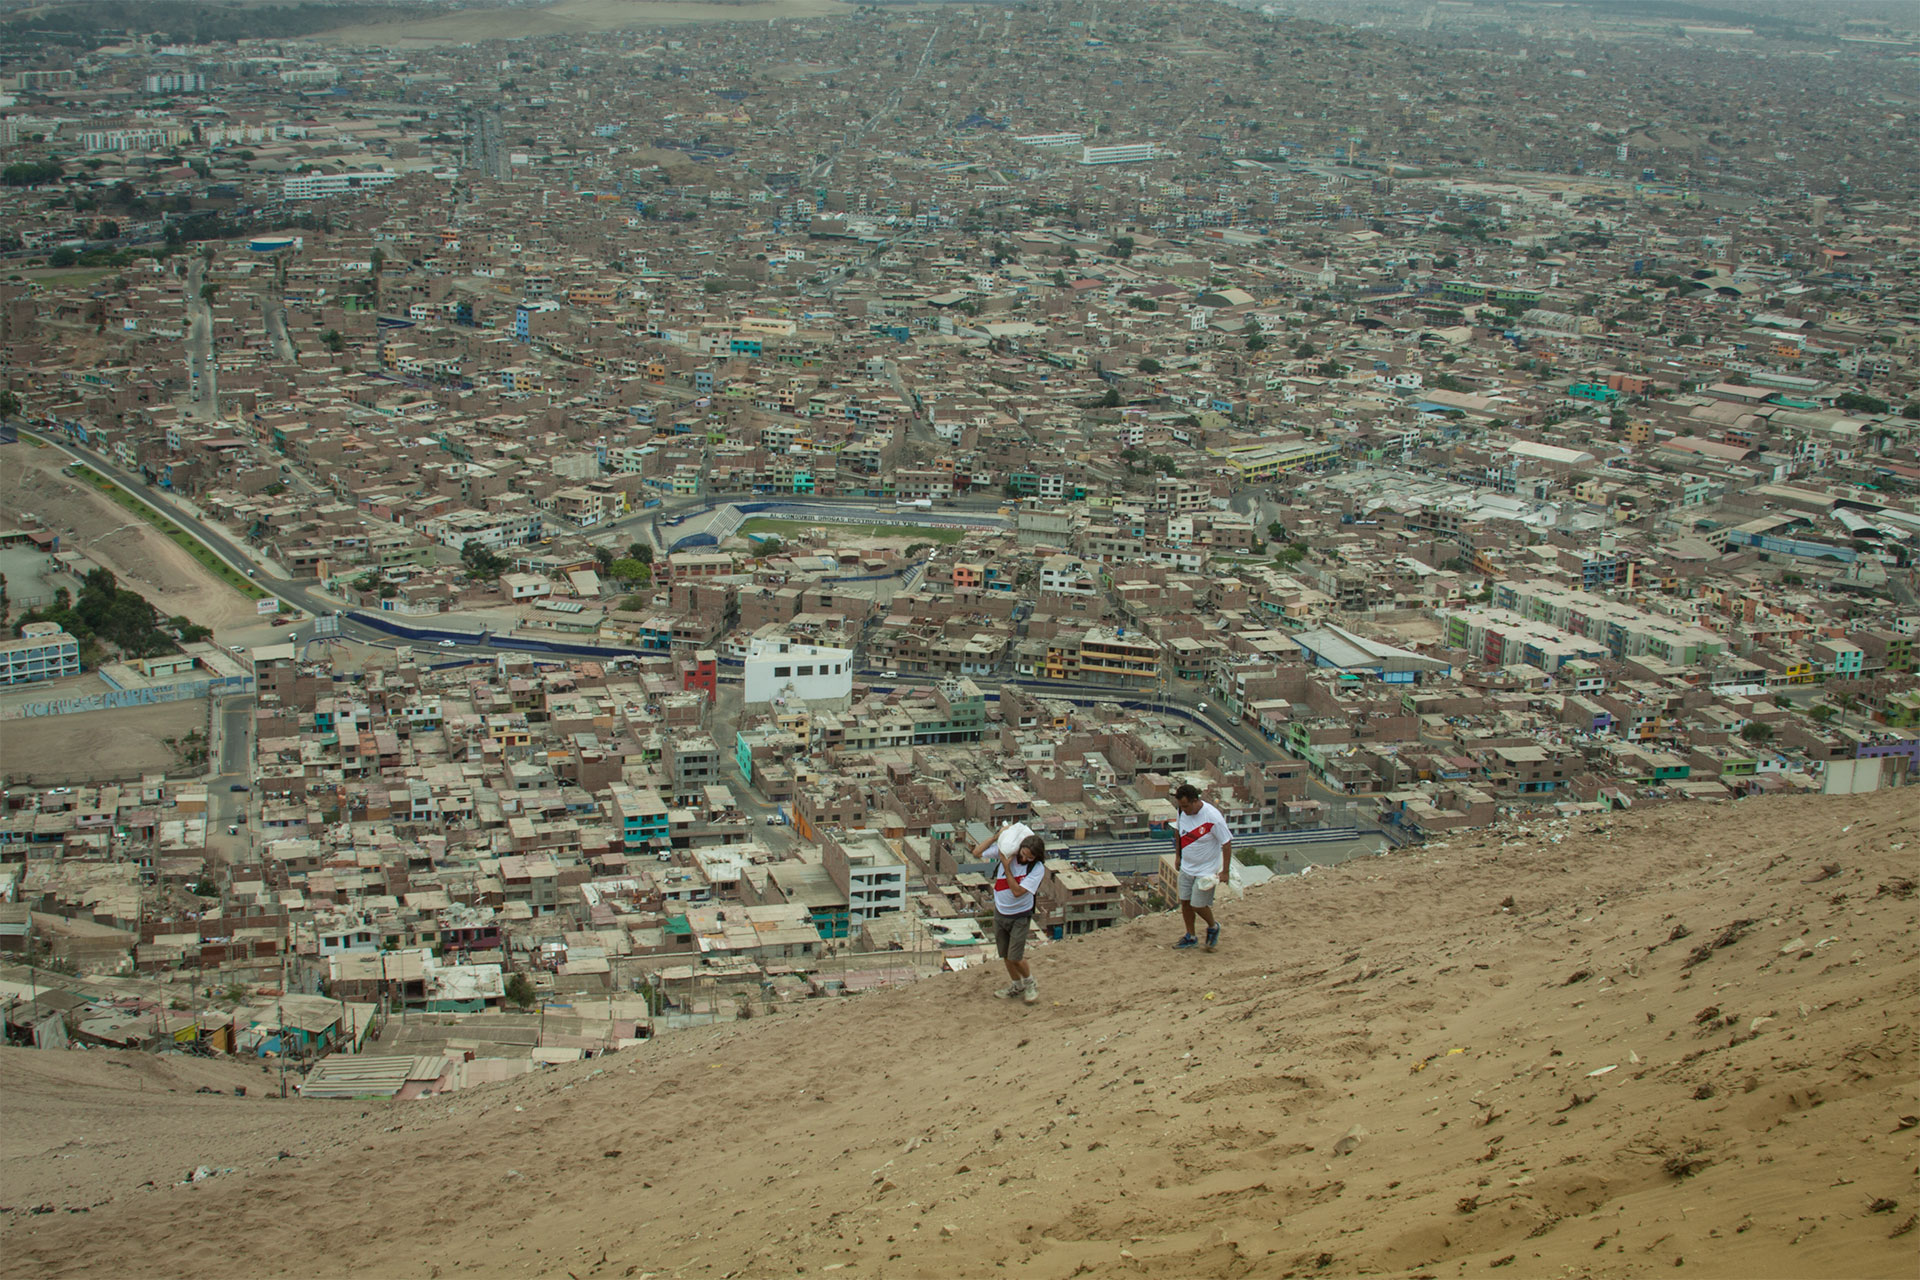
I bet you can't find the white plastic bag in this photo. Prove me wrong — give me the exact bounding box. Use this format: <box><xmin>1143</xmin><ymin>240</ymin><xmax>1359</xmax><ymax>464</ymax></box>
<box><xmin>997</xmin><ymin>822</ymin><xmax>1035</xmax><ymax>856</ymax></box>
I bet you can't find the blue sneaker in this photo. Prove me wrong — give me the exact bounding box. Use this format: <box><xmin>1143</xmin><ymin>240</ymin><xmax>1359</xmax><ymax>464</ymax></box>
<box><xmin>1205</xmin><ymin>924</ymin><xmax>1220</xmax><ymax>952</ymax></box>
<box><xmin>1173</xmin><ymin>934</ymin><xmax>1199</xmax><ymax>950</ymax></box>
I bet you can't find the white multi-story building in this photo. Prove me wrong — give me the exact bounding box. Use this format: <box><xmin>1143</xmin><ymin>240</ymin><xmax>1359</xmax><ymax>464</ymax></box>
<box><xmin>78</xmin><ymin>125</ymin><xmax>191</xmax><ymax>153</ymax></box>
<box><xmin>1017</xmin><ymin>131</ymin><xmax>1084</xmax><ymax>148</ymax></box>
<box><xmin>203</xmin><ymin>123</ymin><xmax>280</xmax><ymax>145</ymax></box>
<box><xmin>419</xmin><ymin>508</ymin><xmax>542</xmax><ymax>550</ymax></box>
<box><xmin>0</xmin><ymin>623</ymin><xmax>80</xmax><ymax>686</ymax></box>
<box><xmin>277</xmin><ymin>64</ymin><xmax>339</xmax><ymax>86</ymax></box>
<box><xmin>742</xmin><ymin>635</ymin><xmax>854</xmax><ymax>706</ymax></box>
<box><xmin>826</xmin><ymin>834</ymin><xmax>909</xmax><ymax>926</ymax></box>
<box><xmin>145</xmin><ymin>72</ymin><xmax>206</xmax><ymax>93</ymax></box>
<box><xmin>1038</xmin><ymin>554</ymin><xmax>1098</xmax><ymax>595</ymax></box>
<box><xmin>282</xmin><ymin>170</ymin><xmax>398</xmax><ymax>200</ymax></box>
<box><xmin>1080</xmin><ymin>142</ymin><xmax>1158</xmax><ymax>165</ymax></box>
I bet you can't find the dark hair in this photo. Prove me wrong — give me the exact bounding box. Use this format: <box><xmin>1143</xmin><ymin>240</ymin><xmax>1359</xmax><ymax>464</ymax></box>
<box><xmin>1173</xmin><ymin>784</ymin><xmax>1201</xmax><ymax>801</ymax></box>
<box><xmin>1019</xmin><ymin>834</ymin><xmax>1046</xmax><ymax>863</ymax></box>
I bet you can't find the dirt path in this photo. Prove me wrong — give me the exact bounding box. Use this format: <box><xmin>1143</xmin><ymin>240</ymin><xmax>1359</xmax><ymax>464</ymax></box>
<box><xmin>0</xmin><ymin>444</ymin><xmax>262</xmax><ymax>635</ymax></box>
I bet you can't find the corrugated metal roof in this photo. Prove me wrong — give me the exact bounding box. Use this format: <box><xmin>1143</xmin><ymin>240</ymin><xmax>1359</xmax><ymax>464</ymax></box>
<box><xmin>299</xmin><ymin>1054</ymin><xmax>445</xmax><ymax>1100</ymax></box>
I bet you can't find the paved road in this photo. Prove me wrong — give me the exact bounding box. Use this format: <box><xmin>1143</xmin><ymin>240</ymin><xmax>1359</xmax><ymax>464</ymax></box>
<box><xmin>218</xmin><ymin>696</ymin><xmax>253</xmax><ymax>775</ymax></box>
<box><xmin>185</xmin><ymin>258</ymin><xmax>216</xmax><ymax>418</ymax></box>
<box><xmin>206</xmin><ymin>693</ymin><xmax>256</xmax><ymax>865</ymax></box>
<box><xmin>264</xmin><ymin>297</ymin><xmax>296</xmax><ymax>362</ymax></box>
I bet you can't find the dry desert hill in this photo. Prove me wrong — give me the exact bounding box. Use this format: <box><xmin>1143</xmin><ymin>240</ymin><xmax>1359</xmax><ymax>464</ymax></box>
<box><xmin>2</xmin><ymin>789</ymin><xmax>1916</xmax><ymax>1280</ymax></box>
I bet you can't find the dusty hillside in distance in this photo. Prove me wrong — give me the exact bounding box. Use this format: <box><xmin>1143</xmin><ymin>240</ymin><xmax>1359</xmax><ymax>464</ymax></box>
<box><xmin>4</xmin><ymin>790</ymin><xmax>1916</xmax><ymax>1280</ymax></box>
<box><xmin>310</xmin><ymin>0</ymin><xmax>849</xmax><ymax>45</ymax></box>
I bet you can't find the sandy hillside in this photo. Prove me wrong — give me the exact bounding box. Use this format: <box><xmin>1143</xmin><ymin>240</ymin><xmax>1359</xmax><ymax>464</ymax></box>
<box><xmin>3</xmin><ymin>790</ymin><xmax>1916</xmax><ymax>1279</ymax></box>
<box><xmin>0</xmin><ymin>445</ymin><xmax>262</xmax><ymax>635</ymax></box>
<box><xmin>311</xmin><ymin>0</ymin><xmax>848</xmax><ymax>45</ymax></box>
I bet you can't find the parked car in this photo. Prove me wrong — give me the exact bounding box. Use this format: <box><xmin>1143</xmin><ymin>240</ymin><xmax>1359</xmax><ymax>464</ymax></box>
<box><xmin>438</xmin><ymin>639</ymin><xmax>457</xmax><ymax>648</ymax></box>
<box><xmin>229</xmin><ymin>783</ymin><xmax>249</xmax><ymax>792</ymax></box>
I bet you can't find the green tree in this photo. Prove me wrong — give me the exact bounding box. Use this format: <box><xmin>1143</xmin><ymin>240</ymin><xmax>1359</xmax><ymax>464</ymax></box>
<box><xmin>504</xmin><ymin>972</ymin><xmax>537</xmax><ymax>1010</ymax></box>
<box><xmin>320</xmin><ymin>329</ymin><xmax>345</xmax><ymax>353</ymax></box>
<box><xmin>48</xmin><ymin>247</ymin><xmax>77</xmax><ymax>269</ymax></box>
<box><xmin>1834</xmin><ymin>391</ymin><xmax>1890</xmax><ymax>415</ymax></box>
<box><xmin>1245</xmin><ymin>333</ymin><xmax>1268</xmax><ymax>352</ymax></box>
<box><xmin>626</xmin><ymin>542</ymin><xmax>653</xmax><ymax>565</ymax></box>
<box><xmin>167</xmin><ymin>614</ymin><xmax>212</xmax><ymax>643</ymax></box>
<box><xmin>18</xmin><ymin>564</ymin><xmax>177</xmax><ymax>659</ymax></box>
<box><xmin>1109</xmin><ymin>235</ymin><xmax>1135</xmax><ymax>260</ymax></box>
<box><xmin>2</xmin><ymin>160</ymin><xmax>63</xmax><ymax>187</ymax></box>
<box><xmin>0</xmin><ymin>389</ymin><xmax>20</xmax><ymax>420</ymax></box>
<box><xmin>755</xmin><ymin>535</ymin><xmax>783</xmax><ymax>557</ymax></box>
<box><xmin>1137</xmin><ymin>357</ymin><xmax>1162</xmax><ymax>375</ymax></box>
<box><xmin>607</xmin><ymin>558</ymin><xmax>649</xmax><ymax>582</ymax></box>
<box><xmin>1739</xmin><ymin>722</ymin><xmax>1774</xmax><ymax>744</ymax></box>
<box><xmin>459</xmin><ymin>539</ymin><xmax>506</xmax><ymax>580</ymax></box>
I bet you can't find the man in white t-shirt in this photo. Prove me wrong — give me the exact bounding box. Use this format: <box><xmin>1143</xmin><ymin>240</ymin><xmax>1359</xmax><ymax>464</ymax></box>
<box><xmin>1171</xmin><ymin>782</ymin><xmax>1233</xmax><ymax>952</ymax></box>
<box><xmin>970</xmin><ymin>827</ymin><xmax>1048</xmax><ymax>1004</ymax></box>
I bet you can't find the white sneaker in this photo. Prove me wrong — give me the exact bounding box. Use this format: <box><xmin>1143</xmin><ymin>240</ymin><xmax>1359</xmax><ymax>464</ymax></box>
<box><xmin>1022</xmin><ymin>979</ymin><xmax>1039</xmax><ymax>1005</ymax></box>
<box><xmin>992</xmin><ymin>982</ymin><xmax>1021</xmax><ymax>999</ymax></box>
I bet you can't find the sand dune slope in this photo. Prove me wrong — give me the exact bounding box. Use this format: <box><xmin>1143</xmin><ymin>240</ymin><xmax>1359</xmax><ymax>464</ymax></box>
<box><xmin>3</xmin><ymin>790</ymin><xmax>1916</xmax><ymax>1279</ymax></box>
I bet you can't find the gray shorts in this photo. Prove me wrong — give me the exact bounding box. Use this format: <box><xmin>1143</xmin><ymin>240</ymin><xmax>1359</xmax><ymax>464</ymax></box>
<box><xmin>1178</xmin><ymin>870</ymin><xmax>1216</xmax><ymax>909</ymax></box>
<box><xmin>995</xmin><ymin>910</ymin><xmax>1033</xmax><ymax>961</ymax></box>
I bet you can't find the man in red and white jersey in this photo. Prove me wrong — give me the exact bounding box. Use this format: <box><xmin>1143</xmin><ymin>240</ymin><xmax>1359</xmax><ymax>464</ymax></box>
<box><xmin>1172</xmin><ymin>782</ymin><xmax>1233</xmax><ymax>952</ymax></box>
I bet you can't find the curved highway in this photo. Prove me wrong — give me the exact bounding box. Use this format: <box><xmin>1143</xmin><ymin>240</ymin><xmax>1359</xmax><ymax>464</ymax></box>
<box><xmin>19</xmin><ymin>422</ymin><xmax>1353</xmax><ymax>805</ymax></box>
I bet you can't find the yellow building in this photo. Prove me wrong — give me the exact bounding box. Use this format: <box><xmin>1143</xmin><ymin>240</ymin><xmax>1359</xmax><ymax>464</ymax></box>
<box><xmin>1076</xmin><ymin>628</ymin><xmax>1161</xmax><ymax>682</ymax></box>
<box><xmin>1210</xmin><ymin>440</ymin><xmax>1340</xmax><ymax>483</ymax></box>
